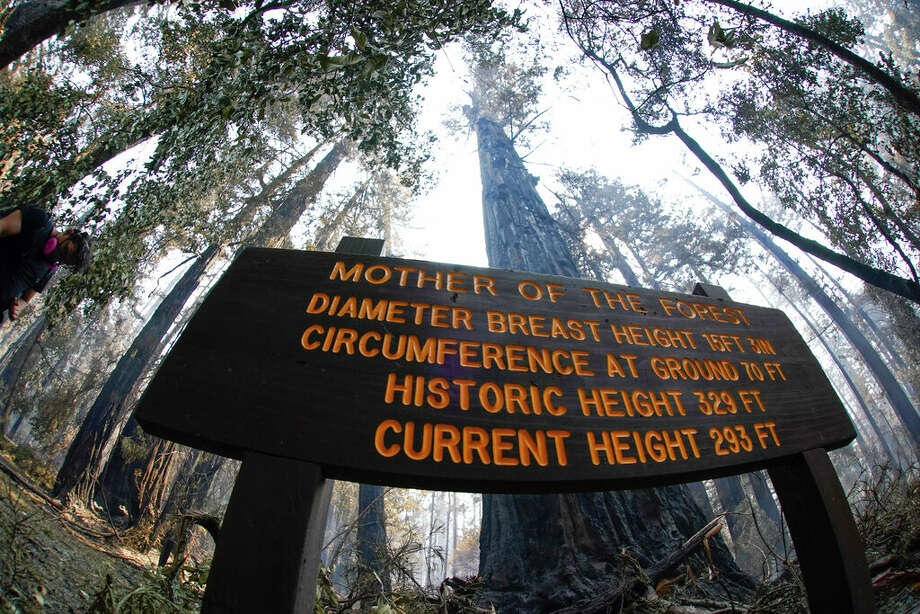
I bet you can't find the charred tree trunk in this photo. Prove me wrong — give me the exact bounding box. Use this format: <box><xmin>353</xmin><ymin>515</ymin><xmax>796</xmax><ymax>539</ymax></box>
<box><xmin>98</xmin><ymin>416</ymin><xmax>177</xmax><ymax>524</ymax></box>
<box><xmin>712</xmin><ymin>476</ymin><xmax>746</xmax><ymax>541</ymax></box>
<box><xmin>355</xmin><ymin>484</ymin><xmax>390</xmax><ymax>596</ymax></box>
<box><xmin>474</xmin><ymin>117</ymin><xmax>750</xmax><ymax>611</ymax></box>
<box><xmin>0</xmin><ymin>316</ymin><xmax>45</xmax><ymax>435</ymax></box>
<box><xmin>756</xmin><ymin>268</ymin><xmax>900</xmax><ymax>464</ymax></box>
<box><xmin>0</xmin><ymin>0</ymin><xmax>143</xmax><ymax>70</ymax></box>
<box><xmin>688</xmin><ymin>181</ymin><xmax>920</xmax><ymax>457</ymax></box>
<box><xmin>58</xmin><ymin>142</ymin><xmax>341</xmax><ymax>506</ymax></box>
<box><xmin>151</xmin><ymin>451</ymin><xmax>227</xmax><ymax>548</ymax></box>
<box><xmin>745</xmin><ymin>472</ymin><xmax>781</xmax><ymax>528</ymax></box>
<box><xmin>52</xmin><ymin>245</ymin><xmax>219</xmax><ymax>503</ymax></box>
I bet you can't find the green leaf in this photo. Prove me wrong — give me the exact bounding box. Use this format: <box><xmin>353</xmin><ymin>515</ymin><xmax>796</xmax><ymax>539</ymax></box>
<box><xmin>352</xmin><ymin>30</ymin><xmax>368</xmax><ymax>51</ymax></box>
<box><xmin>640</xmin><ymin>30</ymin><xmax>660</xmax><ymax>50</ymax></box>
<box><xmin>326</xmin><ymin>53</ymin><xmax>365</xmax><ymax>67</ymax></box>
<box><xmin>361</xmin><ymin>54</ymin><xmax>388</xmax><ymax>77</ymax></box>
<box><xmin>708</xmin><ymin>21</ymin><xmax>735</xmax><ymax>48</ymax></box>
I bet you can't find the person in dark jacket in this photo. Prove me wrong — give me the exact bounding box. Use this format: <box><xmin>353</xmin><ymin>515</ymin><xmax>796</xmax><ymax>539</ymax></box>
<box><xmin>0</xmin><ymin>205</ymin><xmax>91</xmax><ymax>322</ymax></box>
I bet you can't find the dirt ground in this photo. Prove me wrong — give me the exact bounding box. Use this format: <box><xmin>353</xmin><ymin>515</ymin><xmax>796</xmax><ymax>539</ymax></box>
<box><xmin>0</xmin><ymin>468</ymin><xmax>171</xmax><ymax>613</ymax></box>
<box><xmin>2</xmin><ymin>444</ymin><xmax>919</xmax><ymax>613</ymax></box>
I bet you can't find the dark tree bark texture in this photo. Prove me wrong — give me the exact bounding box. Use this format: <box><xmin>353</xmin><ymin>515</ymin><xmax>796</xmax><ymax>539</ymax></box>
<box><xmin>474</xmin><ymin>117</ymin><xmax>750</xmax><ymax>611</ymax></box>
<box><xmin>0</xmin><ymin>316</ymin><xmax>45</xmax><ymax>435</ymax></box>
<box><xmin>355</xmin><ymin>484</ymin><xmax>391</xmax><ymax>595</ymax></box>
<box><xmin>98</xmin><ymin>415</ymin><xmax>177</xmax><ymax>525</ymax></box>
<box><xmin>52</xmin><ymin>245</ymin><xmax>218</xmax><ymax>502</ymax></box>
<box><xmin>0</xmin><ymin>0</ymin><xmax>143</xmax><ymax>69</ymax></box>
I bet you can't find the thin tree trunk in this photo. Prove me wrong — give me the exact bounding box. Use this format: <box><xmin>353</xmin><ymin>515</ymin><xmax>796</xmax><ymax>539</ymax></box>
<box><xmin>584</xmin><ymin>213</ymin><xmax>641</xmax><ymax>286</ymax></box>
<box><xmin>805</xmin><ymin>253</ymin><xmax>909</xmax><ymax>372</ymax></box>
<box><xmin>713</xmin><ymin>476</ymin><xmax>746</xmax><ymax>540</ymax></box>
<box><xmin>443</xmin><ymin>492</ymin><xmax>451</xmax><ymax>579</ymax></box>
<box><xmin>52</xmin><ymin>244</ymin><xmax>219</xmax><ymax>502</ymax></box>
<box><xmin>745</xmin><ymin>472</ymin><xmax>781</xmax><ymax>529</ymax></box>
<box><xmin>450</xmin><ymin>492</ymin><xmax>458</xmax><ymax>578</ymax></box>
<box><xmin>313</xmin><ymin>178</ymin><xmax>369</xmax><ymax>251</ymax></box>
<box><xmin>0</xmin><ymin>317</ymin><xmax>45</xmax><ymax>435</ymax></box>
<box><xmin>425</xmin><ymin>490</ymin><xmax>436</xmax><ymax>588</ymax></box>
<box><xmin>355</xmin><ymin>484</ymin><xmax>390</xmax><ymax>596</ymax></box>
<box><xmin>686</xmin><ymin>179</ymin><xmax>920</xmax><ymax>456</ymax></box>
<box><xmin>755</xmin><ymin>266</ymin><xmax>900</xmax><ymax>464</ymax></box>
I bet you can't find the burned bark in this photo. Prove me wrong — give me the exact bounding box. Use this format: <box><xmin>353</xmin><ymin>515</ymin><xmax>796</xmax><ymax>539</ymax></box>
<box><xmin>52</xmin><ymin>245</ymin><xmax>218</xmax><ymax>503</ymax></box>
<box><xmin>474</xmin><ymin>117</ymin><xmax>751</xmax><ymax>611</ymax></box>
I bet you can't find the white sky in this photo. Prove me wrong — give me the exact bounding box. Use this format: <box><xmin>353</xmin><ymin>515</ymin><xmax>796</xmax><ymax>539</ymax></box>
<box><xmin>395</xmin><ymin>0</ymin><xmax>864</xmax><ymax>311</ymax></box>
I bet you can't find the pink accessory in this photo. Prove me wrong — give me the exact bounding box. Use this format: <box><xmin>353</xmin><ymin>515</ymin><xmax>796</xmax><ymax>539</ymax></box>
<box><xmin>43</xmin><ymin>237</ymin><xmax>60</xmax><ymax>269</ymax></box>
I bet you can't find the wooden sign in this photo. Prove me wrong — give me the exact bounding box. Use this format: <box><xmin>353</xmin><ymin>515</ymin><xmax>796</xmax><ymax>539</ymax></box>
<box><xmin>136</xmin><ymin>247</ymin><xmax>855</xmax><ymax>493</ymax></box>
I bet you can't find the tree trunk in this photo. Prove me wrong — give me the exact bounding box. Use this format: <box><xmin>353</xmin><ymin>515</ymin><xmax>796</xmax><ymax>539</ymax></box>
<box><xmin>0</xmin><ymin>316</ymin><xmax>45</xmax><ymax>435</ymax></box>
<box><xmin>865</xmin><ymin>285</ymin><xmax>920</xmax><ymax>394</ymax></box>
<box><xmin>0</xmin><ymin>0</ymin><xmax>144</xmax><ymax>70</ymax></box>
<box><xmin>745</xmin><ymin>472</ymin><xmax>781</xmax><ymax>529</ymax></box>
<box><xmin>52</xmin><ymin>244</ymin><xmax>219</xmax><ymax>502</ymax></box>
<box><xmin>150</xmin><ymin>450</ymin><xmax>227</xmax><ymax>549</ymax></box>
<box><xmin>687</xmin><ymin>180</ymin><xmax>920</xmax><ymax>457</ymax></box>
<box><xmin>98</xmin><ymin>416</ymin><xmax>177</xmax><ymax>523</ymax></box>
<box><xmin>756</xmin><ymin>267</ymin><xmax>900</xmax><ymax>464</ymax></box>
<box><xmin>450</xmin><ymin>492</ymin><xmax>458</xmax><ymax>578</ymax></box>
<box><xmin>425</xmin><ymin>490</ymin><xmax>436</xmax><ymax>587</ymax></box>
<box><xmin>712</xmin><ymin>476</ymin><xmax>746</xmax><ymax>541</ymax></box>
<box><xmin>355</xmin><ymin>484</ymin><xmax>390</xmax><ymax>596</ymax></box>
<box><xmin>807</xmin><ymin>254</ymin><xmax>910</xmax><ymax>373</ymax></box>
<box><xmin>313</xmin><ymin>178</ymin><xmax>369</xmax><ymax>251</ymax></box>
<box><xmin>584</xmin><ymin>213</ymin><xmax>641</xmax><ymax>287</ymax></box>
<box><xmin>248</xmin><ymin>142</ymin><xmax>346</xmax><ymax>248</ymax></box>
<box><xmin>474</xmin><ymin>117</ymin><xmax>750</xmax><ymax>611</ymax></box>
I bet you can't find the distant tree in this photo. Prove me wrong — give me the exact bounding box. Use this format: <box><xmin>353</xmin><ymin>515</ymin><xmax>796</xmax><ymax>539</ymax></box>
<box><xmin>4</xmin><ymin>1</ymin><xmax>518</xmax><ymax>320</ymax></box>
<box><xmin>458</xmin><ymin>41</ymin><xmax>750</xmax><ymax>610</ymax></box>
<box><xmin>684</xmin><ymin>179</ymin><xmax>920</xmax><ymax>457</ymax></box>
<box><xmin>53</xmin><ymin>141</ymin><xmax>345</xmax><ymax>503</ymax></box>
<box><xmin>755</xmin><ymin>265</ymin><xmax>900</xmax><ymax>464</ymax></box>
<box><xmin>560</xmin><ymin>1</ymin><xmax>920</xmax><ymax>305</ymax></box>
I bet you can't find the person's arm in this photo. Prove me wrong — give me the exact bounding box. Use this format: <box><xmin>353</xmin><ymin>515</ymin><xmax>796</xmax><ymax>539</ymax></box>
<box><xmin>9</xmin><ymin>289</ymin><xmax>36</xmax><ymax>320</ymax></box>
<box><xmin>0</xmin><ymin>208</ymin><xmax>23</xmax><ymax>237</ymax></box>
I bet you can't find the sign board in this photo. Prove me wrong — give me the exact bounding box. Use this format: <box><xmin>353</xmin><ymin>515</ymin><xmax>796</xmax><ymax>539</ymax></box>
<box><xmin>136</xmin><ymin>247</ymin><xmax>856</xmax><ymax>493</ymax></box>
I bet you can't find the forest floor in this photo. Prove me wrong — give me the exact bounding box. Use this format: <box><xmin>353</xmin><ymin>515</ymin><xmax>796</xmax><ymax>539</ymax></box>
<box><xmin>0</xmin><ymin>468</ymin><xmax>159</xmax><ymax>613</ymax></box>
<box><xmin>1</xmin><ymin>437</ymin><xmax>919</xmax><ymax>613</ymax></box>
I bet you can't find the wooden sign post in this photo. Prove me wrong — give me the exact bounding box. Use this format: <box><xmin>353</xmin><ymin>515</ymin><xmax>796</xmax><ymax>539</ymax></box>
<box><xmin>136</xmin><ymin>239</ymin><xmax>872</xmax><ymax>613</ymax></box>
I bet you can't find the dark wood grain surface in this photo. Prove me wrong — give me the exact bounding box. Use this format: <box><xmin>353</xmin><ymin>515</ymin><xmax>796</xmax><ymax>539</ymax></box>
<box><xmin>136</xmin><ymin>248</ymin><xmax>856</xmax><ymax>493</ymax></box>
